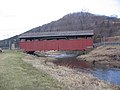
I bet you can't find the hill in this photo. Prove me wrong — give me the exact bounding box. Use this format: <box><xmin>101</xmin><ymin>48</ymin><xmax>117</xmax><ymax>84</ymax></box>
<box><xmin>26</xmin><ymin>12</ymin><xmax>120</xmax><ymax>37</ymax></box>
<box><xmin>0</xmin><ymin>12</ymin><xmax>120</xmax><ymax>49</ymax></box>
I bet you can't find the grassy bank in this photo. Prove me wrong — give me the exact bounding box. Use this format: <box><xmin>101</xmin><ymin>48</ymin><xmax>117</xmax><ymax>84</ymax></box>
<box><xmin>23</xmin><ymin>53</ymin><xmax>120</xmax><ymax>90</ymax></box>
<box><xmin>77</xmin><ymin>45</ymin><xmax>120</xmax><ymax>68</ymax></box>
<box><xmin>0</xmin><ymin>50</ymin><xmax>66</xmax><ymax>90</ymax></box>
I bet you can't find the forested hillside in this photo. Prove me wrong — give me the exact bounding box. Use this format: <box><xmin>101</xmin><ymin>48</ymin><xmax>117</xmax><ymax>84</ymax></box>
<box><xmin>0</xmin><ymin>12</ymin><xmax>120</xmax><ymax>49</ymax></box>
<box><xmin>26</xmin><ymin>12</ymin><xmax>120</xmax><ymax>37</ymax></box>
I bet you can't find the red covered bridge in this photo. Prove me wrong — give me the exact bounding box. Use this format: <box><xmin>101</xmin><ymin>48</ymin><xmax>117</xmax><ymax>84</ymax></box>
<box><xmin>19</xmin><ymin>30</ymin><xmax>94</xmax><ymax>53</ymax></box>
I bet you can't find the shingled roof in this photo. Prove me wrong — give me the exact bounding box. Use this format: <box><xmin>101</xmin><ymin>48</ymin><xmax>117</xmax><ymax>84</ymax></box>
<box><xmin>19</xmin><ymin>30</ymin><xmax>94</xmax><ymax>39</ymax></box>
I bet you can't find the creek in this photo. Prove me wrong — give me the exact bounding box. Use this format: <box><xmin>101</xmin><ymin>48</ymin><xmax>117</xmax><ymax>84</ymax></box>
<box><xmin>51</xmin><ymin>57</ymin><xmax>120</xmax><ymax>86</ymax></box>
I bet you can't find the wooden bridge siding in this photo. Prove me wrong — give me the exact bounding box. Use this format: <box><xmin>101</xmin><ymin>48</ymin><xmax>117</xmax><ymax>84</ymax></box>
<box><xmin>19</xmin><ymin>39</ymin><xmax>93</xmax><ymax>52</ymax></box>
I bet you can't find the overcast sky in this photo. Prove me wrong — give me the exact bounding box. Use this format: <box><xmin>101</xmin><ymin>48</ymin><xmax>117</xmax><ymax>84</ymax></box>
<box><xmin>0</xmin><ymin>0</ymin><xmax>120</xmax><ymax>40</ymax></box>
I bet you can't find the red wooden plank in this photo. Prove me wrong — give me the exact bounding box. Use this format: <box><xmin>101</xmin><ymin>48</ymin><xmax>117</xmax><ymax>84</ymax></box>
<box><xmin>19</xmin><ymin>39</ymin><xmax>93</xmax><ymax>52</ymax></box>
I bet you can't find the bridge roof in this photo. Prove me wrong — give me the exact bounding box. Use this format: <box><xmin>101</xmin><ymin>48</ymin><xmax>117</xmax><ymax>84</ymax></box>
<box><xmin>19</xmin><ymin>30</ymin><xmax>94</xmax><ymax>39</ymax></box>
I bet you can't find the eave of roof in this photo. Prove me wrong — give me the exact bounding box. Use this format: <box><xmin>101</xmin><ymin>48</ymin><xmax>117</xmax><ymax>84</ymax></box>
<box><xmin>19</xmin><ymin>30</ymin><xmax>94</xmax><ymax>39</ymax></box>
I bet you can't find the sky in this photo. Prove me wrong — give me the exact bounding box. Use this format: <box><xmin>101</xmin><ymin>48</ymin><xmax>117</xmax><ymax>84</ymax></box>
<box><xmin>0</xmin><ymin>0</ymin><xmax>120</xmax><ymax>40</ymax></box>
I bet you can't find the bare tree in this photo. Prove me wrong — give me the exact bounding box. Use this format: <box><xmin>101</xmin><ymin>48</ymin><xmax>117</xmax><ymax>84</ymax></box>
<box><xmin>79</xmin><ymin>9</ymin><xmax>93</xmax><ymax>30</ymax></box>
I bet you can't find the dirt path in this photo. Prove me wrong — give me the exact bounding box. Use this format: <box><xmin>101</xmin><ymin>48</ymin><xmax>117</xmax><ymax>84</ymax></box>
<box><xmin>23</xmin><ymin>54</ymin><xmax>120</xmax><ymax>90</ymax></box>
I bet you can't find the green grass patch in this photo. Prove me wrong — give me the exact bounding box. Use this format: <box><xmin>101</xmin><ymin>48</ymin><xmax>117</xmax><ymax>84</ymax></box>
<box><xmin>0</xmin><ymin>50</ymin><xmax>66</xmax><ymax>90</ymax></box>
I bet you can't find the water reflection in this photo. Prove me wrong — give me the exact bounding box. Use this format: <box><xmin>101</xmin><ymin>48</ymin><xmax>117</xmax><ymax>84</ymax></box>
<box><xmin>92</xmin><ymin>68</ymin><xmax>120</xmax><ymax>85</ymax></box>
<box><xmin>47</xmin><ymin>53</ymin><xmax>78</xmax><ymax>58</ymax></box>
<box><xmin>52</xmin><ymin>57</ymin><xmax>120</xmax><ymax>86</ymax></box>
<box><xmin>53</xmin><ymin>58</ymin><xmax>92</xmax><ymax>69</ymax></box>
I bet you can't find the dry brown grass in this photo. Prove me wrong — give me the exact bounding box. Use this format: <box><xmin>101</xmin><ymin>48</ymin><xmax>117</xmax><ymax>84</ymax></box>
<box><xmin>78</xmin><ymin>45</ymin><xmax>120</xmax><ymax>61</ymax></box>
<box><xmin>105</xmin><ymin>36</ymin><xmax>120</xmax><ymax>42</ymax></box>
<box><xmin>23</xmin><ymin>54</ymin><xmax>120</xmax><ymax>90</ymax></box>
<box><xmin>77</xmin><ymin>45</ymin><xmax>120</xmax><ymax>68</ymax></box>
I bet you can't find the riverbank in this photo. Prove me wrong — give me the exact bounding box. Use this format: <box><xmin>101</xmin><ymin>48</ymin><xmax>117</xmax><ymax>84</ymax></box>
<box><xmin>23</xmin><ymin>54</ymin><xmax>120</xmax><ymax>90</ymax></box>
<box><xmin>77</xmin><ymin>45</ymin><xmax>120</xmax><ymax>68</ymax></box>
<box><xmin>1</xmin><ymin>50</ymin><xmax>119</xmax><ymax>90</ymax></box>
<box><xmin>0</xmin><ymin>50</ymin><xmax>66</xmax><ymax>90</ymax></box>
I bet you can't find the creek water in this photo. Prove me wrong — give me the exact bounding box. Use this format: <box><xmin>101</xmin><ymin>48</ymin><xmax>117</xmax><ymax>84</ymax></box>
<box><xmin>52</xmin><ymin>57</ymin><xmax>120</xmax><ymax>86</ymax></box>
<box><xmin>92</xmin><ymin>68</ymin><xmax>120</xmax><ymax>85</ymax></box>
